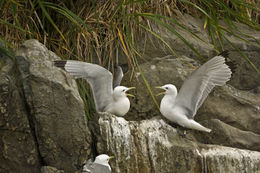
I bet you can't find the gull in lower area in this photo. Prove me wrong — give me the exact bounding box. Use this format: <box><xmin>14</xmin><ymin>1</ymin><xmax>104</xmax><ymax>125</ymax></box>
<box><xmin>156</xmin><ymin>51</ymin><xmax>232</xmax><ymax>133</ymax></box>
<box><xmin>82</xmin><ymin>154</ymin><xmax>114</xmax><ymax>173</ymax></box>
<box><xmin>54</xmin><ymin>60</ymin><xmax>135</xmax><ymax>116</ymax></box>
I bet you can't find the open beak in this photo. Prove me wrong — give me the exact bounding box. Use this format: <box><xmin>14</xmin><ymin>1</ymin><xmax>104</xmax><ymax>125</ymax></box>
<box><xmin>126</xmin><ymin>87</ymin><xmax>135</xmax><ymax>97</ymax></box>
<box><xmin>155</xmin><ymin>86</ymin><xmax>165</xmax><ymax>96</ymax></box>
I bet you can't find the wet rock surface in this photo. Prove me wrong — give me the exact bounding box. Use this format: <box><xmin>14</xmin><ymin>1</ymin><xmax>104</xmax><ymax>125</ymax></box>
<box><xmin>93</xmin><ymin>113</ymin><xmax>260</xmax><ymax>173</ymax></box>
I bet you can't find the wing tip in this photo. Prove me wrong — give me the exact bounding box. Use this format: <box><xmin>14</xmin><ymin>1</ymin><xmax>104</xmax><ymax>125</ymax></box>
<box><xmin>226</xmin><ymin>61</ymin><xmax>237</xmax><ymax>74</ymax></box>
<box><xmin>218</xmin><ymin>50</ymin><xmax>237</xmax><ymax>74</ymax></box>
<box><xmin>113</xmin><ymin>65</ymin><xmax>124</xmax><ymax>89</ymax></box>
<box><xmin>218</xmin><ymin>50</ymin><xmax>229</xmax><ymax>58</ymax></box>
<box><xmin>54</xmin><ymin>60</ymin><xmax>67</xmax><ymax>69</ymax></box>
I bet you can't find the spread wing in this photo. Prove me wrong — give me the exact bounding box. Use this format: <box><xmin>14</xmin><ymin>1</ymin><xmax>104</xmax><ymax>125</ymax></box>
<box><xmin>54</xmin><ymin>60</ymin><xmax>113</xmax><ymax>112</ymax></box>
<box><xmin>113</xmin><ymin>66</ymin><xmax>124</xmax><ymax>89</ymax></box>
<box><xmin>175</xmin><ymin>53</ymin><xmax>232</xmax><ymax>118</ymax></box>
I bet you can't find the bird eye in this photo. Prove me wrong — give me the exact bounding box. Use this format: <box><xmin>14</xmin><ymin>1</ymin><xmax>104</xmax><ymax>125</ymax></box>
<box><xmin>165</xmin><ymin>87</ymin><xmax>168</xmax><ymax>89</ymax></box>
<box><xmin>122</xmin><ymin>89</ymin><xmax>126</xmax><ymax>92</ymax></box>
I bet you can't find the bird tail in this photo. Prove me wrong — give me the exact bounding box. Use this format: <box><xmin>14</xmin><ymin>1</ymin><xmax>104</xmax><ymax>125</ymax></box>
<box><xmin>187</xmin><ymin>120</ymin><xmax>212</xmax><ymax>133</ymax></box>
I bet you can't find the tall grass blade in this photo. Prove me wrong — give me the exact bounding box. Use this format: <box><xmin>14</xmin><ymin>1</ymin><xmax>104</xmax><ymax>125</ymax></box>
<box><xmin>36</xmin><ymin>0</ymin><xmax>68</xmax><ymax>44</ymax></box>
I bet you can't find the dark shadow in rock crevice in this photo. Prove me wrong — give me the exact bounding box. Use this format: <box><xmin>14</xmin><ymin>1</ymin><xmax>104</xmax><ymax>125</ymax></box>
<box><xmin>87</xmin><ymin>113</ymin><xmax>102</xmax><ymax>159</ymax></box>
<box><xmin>15</xmin><ymin>56</ymin><xmax>46</xmax><ymax>166</ymax></box>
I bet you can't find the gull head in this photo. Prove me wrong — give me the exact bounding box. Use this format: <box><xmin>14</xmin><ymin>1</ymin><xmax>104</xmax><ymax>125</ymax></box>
<box><xmin>156</xmin><ymin>84</ymin><xmax>177</xmax><ymax>96</ymax></box>
<box><xmin>94</xmin><ymin>154</ymin><xmax>114</xmax><ymax>165</ymax></box>
<box><xmin>113</xmin><ymin>86</ymin><xmax>135</xmax><ymax>98</ymax></box>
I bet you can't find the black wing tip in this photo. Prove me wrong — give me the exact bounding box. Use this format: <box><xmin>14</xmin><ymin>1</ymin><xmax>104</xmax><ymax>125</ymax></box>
<box><xmin>218</xmin><ymin>50</ymin><xmax>237</xmax><ymax>73</ymax></box>
<box><xmin>54</xmin><ymin>60</ymin><xmax>67</xmax><ymax>69</ymax></box>
<box><xmin>218</xmin><ymin>50</ymin><xmax>229</xmax><ymax>58</ymax></box>
<box><xmin>226</xmin><ymin>61</ymin><xmax>237</xmax><ymax>74</ymax></box>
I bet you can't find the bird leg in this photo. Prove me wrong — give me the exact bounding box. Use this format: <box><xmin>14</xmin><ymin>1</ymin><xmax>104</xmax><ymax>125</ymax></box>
<box><xmin>176</xmin><ymin>126</ymin><xmax>188</xmax><ymax>137</ymax></box>
<box><xmin>166</xmin><ymin>120</ymin><xmax>189</xmax><ymax>137</ymax></box>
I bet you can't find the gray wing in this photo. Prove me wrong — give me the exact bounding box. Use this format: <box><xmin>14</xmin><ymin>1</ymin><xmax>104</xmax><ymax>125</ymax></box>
<box><xmin>113</xmin><ymin>66</ymin><xmax>123</xmax><ymax>89</ymax></box>
<box><xmin>91</xmin><ymin>163</ymin><xmax>111</xmax><ymax>173</ymax></box>
<box><xmin>175</xmin><ymin>54</ymin><xmax>232</xmax><ymax>118</ymax></box>
<box><xmin>54</xmin><ymin>60</ymin><xmax>113</xmax><ymax>112</ymax></box>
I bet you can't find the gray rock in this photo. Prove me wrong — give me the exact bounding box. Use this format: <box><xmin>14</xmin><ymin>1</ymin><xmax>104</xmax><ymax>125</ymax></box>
<box><xmin>0</xmin><ymin>56</ymin><xmax>41</xmax><ymax>172</ymax></box>
<box><xmin>0</xmin><ymin>40</ymin><xmax>92</xmax><ymax>172</ymax></box>
<box><xmin>95</xmin><ymin>113</ymin><xmax>260</xmax><ymax>173</ymax></box>
<box><xmin>193</xmin><ymin>86</ymin><xmax>260</xmax><ymax>150</ymax></box>
<box><xmin>41</xmin><ymin>166</ymin><xmax>64</xmax><ymax>173</ymax></box>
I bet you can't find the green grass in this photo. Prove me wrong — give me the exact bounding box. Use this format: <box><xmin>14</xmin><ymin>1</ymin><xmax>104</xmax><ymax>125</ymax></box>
<box><xmin>0</xmin><ymin>0</ymin><xmax>259</xmax><ymax>118</ymax></box>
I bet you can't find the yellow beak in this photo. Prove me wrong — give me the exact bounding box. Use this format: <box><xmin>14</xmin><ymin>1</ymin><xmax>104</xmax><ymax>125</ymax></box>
<box><xmin>155</xmin><ymin>86</ymin><xmax>165</xmax><ymax>96</ymax></box>
<box><xmin>109</xmin><ymin>156</ymin><xmax>115</xmax><ymax>160</ymax></box>
<box><xmin>126</xmin><ymin>87</ymin><xmax>135</xmax><ymax>97</ymax></box>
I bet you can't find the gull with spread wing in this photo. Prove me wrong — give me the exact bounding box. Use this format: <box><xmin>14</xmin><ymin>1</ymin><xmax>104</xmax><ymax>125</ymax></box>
<box><xmin>156</xmin><ymin>51</ymin><xmax>232</xmax><ymax>132</ymax></box>
<box><xmin>54</xmin><ymin>60</ymin><xmax>135</xmax><ymax>116</ymax></box>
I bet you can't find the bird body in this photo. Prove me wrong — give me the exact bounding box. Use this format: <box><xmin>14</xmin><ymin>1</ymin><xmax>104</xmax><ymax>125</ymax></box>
<box><xmin>159</xmin><ymin>85</ymin><xmax>211</xmax><ymax>132</ymax></box>
<box><xmin>104</xmin><ymin>86</ymin><xmax>131</xmax><ymax>116</ymax></box>
<box><xmin>54</xmin><ymin>60</ymin><xmax>135</xmax><ymax>116</ymax></box>
<box><xmin>157</xmin><ymin>52</ymin><xmax>232</xmax><ymax>133</ymax></box>
<box><xmin>83</xmin><ymin>154</ymin><xmax>113</xmax><ymax>173</ymax></box>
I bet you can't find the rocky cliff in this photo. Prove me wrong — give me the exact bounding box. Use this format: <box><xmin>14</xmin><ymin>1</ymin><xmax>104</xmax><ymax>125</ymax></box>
<box><xmin>93</xmin><ymin>114</ymin><xmax>260</xmax><ymax>173</ymax></box>
<box><xmin>0</xmin><ymin>41</ymin><xmax>91</xmax><ymax>173</ymax></box>
<box><xmin>0</xmin><ymin>15</ymin><xmax>260</xmax><ymax>173</ymax></box>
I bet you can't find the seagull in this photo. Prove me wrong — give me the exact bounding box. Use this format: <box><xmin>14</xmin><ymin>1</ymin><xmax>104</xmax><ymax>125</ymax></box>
<box><xmin>54</xmin><ymin>60</ymin><xmax>135</xmax><ymax>116</ymax></box>
<box><xmin>156</xmin><ymin>51</ymin><xmax>232</xmax><ymax>133</ymax></box>
<box><xmin>82</xmin><ymin>154</ymin><xmax>114</xmax><ymax>173</ymax></box>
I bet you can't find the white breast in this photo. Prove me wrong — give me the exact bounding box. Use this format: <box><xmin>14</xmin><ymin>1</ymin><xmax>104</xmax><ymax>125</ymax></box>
<box><xmin>160</xmin><ymin>95</ymin><xmax>186</xmax><ymax>125</ymax></box>
<box><xmin>105</xmin><ymin>97</ymin><xmax>130</xmax><ymax>116</ymax></box>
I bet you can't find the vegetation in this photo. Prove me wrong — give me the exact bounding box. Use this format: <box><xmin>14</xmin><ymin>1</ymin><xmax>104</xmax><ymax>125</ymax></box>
<box><xmin>1</xmin><ymin>0</ymin><xmax>259</xmax><ymax>118</ymax></box>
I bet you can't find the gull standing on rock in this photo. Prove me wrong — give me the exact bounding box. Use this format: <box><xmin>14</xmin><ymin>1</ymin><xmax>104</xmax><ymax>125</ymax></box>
<box><xmin>156</xmin><ymin>51</ymin><xmax>232</xmax><ymax>133</ymax></box>
<box><xmin>54</xmin><ymin>60</ymin><xmax>135</xmax><ymax>116</ymax></box>
<box><xmin>82</xmin><ymin>154</ymin><xmax>114</xmax><ymax>173</ymax></box>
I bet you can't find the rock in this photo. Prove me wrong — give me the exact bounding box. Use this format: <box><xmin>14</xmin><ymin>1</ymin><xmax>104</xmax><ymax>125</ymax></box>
<box><xmin>0</xmin><ymin>40</ymin><xmax>92</xmax><ymax>172</ymax></box>
<box><xmin>193</xmin><ymin>86</ymin><xmax>260</xmax><ymax>150</ymax></box>
<box><xmin>200</xmin><ymin>146</ymin><xmax>260</xmax><ymax>173</ymax></box>
<box><xmin>41</xmin><ymin>166</ymin><xmax>64</xmax><ymax>173</ymax></box>
<box><xmin>94</xmin><ymin>113</ymin><xmax>260</xmax><ymax>173</ymax></box>
<box><xmin>125</xmin><ymin>56</ymin><xmax>260</xmax><ymax>152</ymax></box>
<box><xmin>0</xmin><ymin>56</ymin><xmax>41</xmax><ymax>172</ymax></box>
